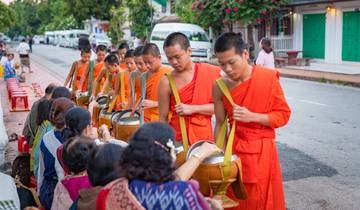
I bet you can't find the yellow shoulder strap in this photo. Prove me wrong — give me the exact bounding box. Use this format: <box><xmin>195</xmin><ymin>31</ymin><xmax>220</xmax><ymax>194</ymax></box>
<box><xmin>166</xmin><ymin>73</ymin><xmax>189</xmax><ymax>153</ymax></box>
<box><xmin>120</xmin><ymin>71</ymin><xmax>125</xmax><ymax>103</ymax></box>
<box><xmin>215</xmin><ymin>78</ymin><xmax>236</xmax><ymax>178</ymax></box>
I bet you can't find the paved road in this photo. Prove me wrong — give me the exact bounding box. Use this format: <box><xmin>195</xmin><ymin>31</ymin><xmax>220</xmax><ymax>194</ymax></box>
<box><xmin>30</xmin><ymin>44</ymin><xmax>360</xmax><ymax>209</ymax></box>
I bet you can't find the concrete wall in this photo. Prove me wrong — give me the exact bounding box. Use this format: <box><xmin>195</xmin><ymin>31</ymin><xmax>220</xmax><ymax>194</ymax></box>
<box><xmin>293</xmin><ymin>0</ymin><xmax>360</xmax><ymax>63</ymax></box>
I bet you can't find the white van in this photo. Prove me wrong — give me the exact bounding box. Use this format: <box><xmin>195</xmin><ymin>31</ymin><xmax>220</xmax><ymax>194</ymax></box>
<box><xmin>69</xmin><ymin>30</ymin><xmax>89</xmax><ymax>49</ymax></box>
<box><xmin>150</xmin><ymin>23</ymin><xmax>212</xmax><ymax>63</ymax></box>
<box><xmin>44</xmin><ymin>31</ymin><xmax>55</xmax><ymax>45</ymax></box>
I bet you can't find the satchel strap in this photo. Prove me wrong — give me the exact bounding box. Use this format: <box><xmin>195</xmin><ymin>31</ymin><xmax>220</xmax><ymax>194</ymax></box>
<box><xmin>14</xmin><ymin>176</ymin><xmax>43</xmax><ymax>208</ymax></box>
<box><xmin>88</xmin><ymin>60</ymin><xmax>94</xmax><ymax>96</ymax></box>
<box><xmin>215</xmin><ymin>78</ymin><xmax>236</xmax><ymax>178</ymax></box>
<box><xmin>166</xmin><ymin>73</ymin><xmax>189</xmax><ymax>153</ymax></box>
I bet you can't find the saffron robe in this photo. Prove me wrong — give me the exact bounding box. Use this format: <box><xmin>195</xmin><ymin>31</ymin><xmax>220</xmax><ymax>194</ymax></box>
<box><xmin>144</xmin><ymin>66</ymin><xmax>171</xmax><ymax>122</ymax></box>
<box><xmin>72</xmin><ymin>61</ymin><xmax>88</xmax><ymax>91</ymax></box>
<box><xmin>82</xmin><ymin>62</ymin><xmax>104</xmax><ymax>93</ymax></box>
<box><xmin>115</xmin><ymin>70</ymin><xmax>131</xmax><ymax>110</ymax></box>
<box><xmin>169</xmin><ymin>63</ymin><xmax>220</xmax><ymax>145</ymax></box>
<box><xmin>222</xmin><ymin>66</ymin><xmax>291</xmax><ymax>210</ymax></box>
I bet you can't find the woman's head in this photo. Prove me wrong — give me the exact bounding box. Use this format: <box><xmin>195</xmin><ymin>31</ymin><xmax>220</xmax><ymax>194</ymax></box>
<box><xmin>120</xmin><ymin>122</ymin><xmax>176</xmax><ymax>183</ymax></box>
<box><xmin>36</xmin><ymin>99</ymin><xmax>52</xmax><ymax>126</ymax></box>
<box><xmin>51</xmin><ymin>86</ymin><xmax>71</xmax><ymax>99</ymax></box>
<box><xmin>62</xmin><ymin>136</ymin><xmax>95</xmax><ymax>174</ymax></box>
<box><xmin>49</xmin><ymin>97</ymin><xmax>75</xmax><ymax>129</ymax></box>
<box><xmin>260</xmin><ymin>37</ymin><xmax>272</xmax><ymax>54</ymax></box>
<box><xmin>62</xmin><ymin>107</ymin><xmax>92</xmax><ymax>141</ymax></box>
<box><xmin>87</xmin><ymin>143</ymin><xmax>124</xmax><ymax>186</ymax></box>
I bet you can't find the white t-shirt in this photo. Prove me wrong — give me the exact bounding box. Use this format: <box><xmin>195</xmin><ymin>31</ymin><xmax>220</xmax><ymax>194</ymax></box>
<box><xmin>0</xmin><ymin>172</ymin><xmax>20</xmax><ymax>209</ymax></box>
<box><xmin>256</xmin><ymin>50</ymin><xmax>275</xmax><ymax>69</ymax></box>
<box><xmin>17</xmin><ymin>42</ymin><xmax>30</xmax><ymax>55</ymax></box>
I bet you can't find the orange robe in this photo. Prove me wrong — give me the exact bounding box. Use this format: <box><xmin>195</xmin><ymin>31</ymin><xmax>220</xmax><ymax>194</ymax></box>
<box><xmin>223</xmin><ymin>66</ymin><xmax>291</xmax><ymax>210</ymax></box>
<box><xmin>169</xmin><ymin>63</ymin><xmax>220</xmax><ymax>145</ymax></box>
<box><xmin>144</xmin><ymin>66</ymin><xmax>171</xmax><ymax>122</ymax></box>
<box><xmin>82</xmin><ymin>62</ymin><xmax>104</xmax><ymax>93</ymax></box>
<box><xmin>115</xmin><ymin>70</ymin><xmax>131</xmax><ymax>110</ymax></box>
<box><xmin>73</xmin><ymin>62</ymin><xmax>88</xmax><ymax>91</ymax></box>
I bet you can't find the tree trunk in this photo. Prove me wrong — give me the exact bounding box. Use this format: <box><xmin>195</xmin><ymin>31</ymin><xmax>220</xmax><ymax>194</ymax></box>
<box><xmin>247</xmin><ymin>24</ymin><xmax>255</xmax><ymax>61</ymax></box>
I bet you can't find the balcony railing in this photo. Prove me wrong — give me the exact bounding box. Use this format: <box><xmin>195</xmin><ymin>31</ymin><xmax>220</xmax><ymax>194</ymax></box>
<box><xmin>271</xmin><ymin>35</ymin><xmax>294</xmax><ymax>56</ymax></box>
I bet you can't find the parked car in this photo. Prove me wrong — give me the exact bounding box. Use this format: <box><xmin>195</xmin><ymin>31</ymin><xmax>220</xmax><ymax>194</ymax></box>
<box><xmin>89</xmin><ymin>33</ymin><xmax>111</xmax><ymax>49</ymax></box>
<box><xmin>44</xmin><ymin>31</ymin><xmax>55</xmax><ymax>45</ymax></box>
<box><xmin>1</xmin><ymin>35</ymin><xmax>11</xmax><ymax>44</ymax></box>
<box><xmin>33</xmin><ymin>35</ymin><xmax>45</xmax><ymax>44</ymax></box>
<box><xmin>68</xmin><ymin>30</ymin><xmax>89</xmax><ymax>49</ymax></box>
<box><xmin>150</xmin><ymin>23</ymin><xmax>212</xmax><ymax>63</ymax></box>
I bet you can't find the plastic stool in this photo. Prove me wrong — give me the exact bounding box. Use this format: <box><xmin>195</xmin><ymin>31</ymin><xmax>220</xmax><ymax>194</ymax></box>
<box><xmin>11</xmin><ymin>93</ymin><xmax>29</xmax><ymax>111</ymax></box>
<box><xmin>18</xmin><ymin>135</ymin><xmax>26</xmax><ymax>152</ymax></box>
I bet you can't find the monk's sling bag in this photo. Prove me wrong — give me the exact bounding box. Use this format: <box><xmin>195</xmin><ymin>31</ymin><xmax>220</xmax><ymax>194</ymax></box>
<box><xmin>107</xmin><ymin>71</ymin><xmax>125</xmax><ymax>112</ymax></box>
<box><xmin>186</xmin><ymin>78</ymin><xmax>247</xmax><ymax>199</ymax></box>
<box><xmin>166</xmin><ymin>73</ymin><xmax>189</xmax><ymax>166</ymax></box>
<box><xmin>129</xmin><ymin>71</ymin><xmax>137</xmax><ymax>108</ymax></box>
<box><xmin>135</xmin><ymin>72</ymin><xmax>149</xmax><ymax>126</ymax></box>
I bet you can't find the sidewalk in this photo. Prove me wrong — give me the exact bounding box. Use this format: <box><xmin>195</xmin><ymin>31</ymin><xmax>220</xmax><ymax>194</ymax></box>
<box><xmin>0</xmin><ymin>54</ymin><xmax>62</xmax><ymax>171</ymax></box>
<box><xmin>209</xmin><ymin>58</ymin><xmax>360</xmax><ymax>87</ymax></box>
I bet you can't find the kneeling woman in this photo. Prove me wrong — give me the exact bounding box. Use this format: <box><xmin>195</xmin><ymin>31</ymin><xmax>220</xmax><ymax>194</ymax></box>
<box><xmin>97</xmin><ymin>122</ymin><xmax>221</xmax><ymax>210</ymax></box>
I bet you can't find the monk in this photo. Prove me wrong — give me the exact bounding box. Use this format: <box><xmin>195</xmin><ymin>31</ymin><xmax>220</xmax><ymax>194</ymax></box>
<box><xmin>140</xmin><ymin>43</ymin><xmax>171</xmax><ymax>122</ymax></box>
<box><xmin>212</xmin><ymin>32</ymin><xmax>291</xmax><ymax>210</ymax></box>
<box><xmin>124</xmin><ymin>49</ymin><xmax>140</xmax><ymax>109</ymax></box>
<box><xmin>158</xmin><ymin>32</ymin><xmax>220</xmax><ymax>145</ymax></box>
<box><xmin>79</xmin><ymin>44</ymin><xmax>107</xmax><ymax>95</ymax></box>
<box><xmin>117</xmin><ymin>42</ymin><xmax>129</xmax><ymax>70</ymax></box>
<box><xmin>64</xmin><ymin>47</ymin><xmax>91</xmax><ymax>96</ymax></box>
<box><xmin>93</xmin><ymin>54</ymin><xmax>124</xmax><ymax>111</ymax></box>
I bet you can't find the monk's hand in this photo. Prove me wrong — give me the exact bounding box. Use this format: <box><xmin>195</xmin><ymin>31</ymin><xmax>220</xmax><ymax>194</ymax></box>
<box><xmin>175</xmin><ymin>103</ymin><xmax>193</xmax><ymax>116</ymax></box>
<box><xmin>233</xmin><ymin>105</ymin><xmax>255</xmax><ymax>122</ymax></box>
<box><xmin>141</xmin><ymin>99</ymin><xmax>157</xmax><ymax>108</ymax></box>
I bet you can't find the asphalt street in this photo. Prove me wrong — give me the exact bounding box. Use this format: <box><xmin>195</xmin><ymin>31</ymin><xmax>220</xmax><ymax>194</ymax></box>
<box><xmin>30</xmin><ymin>44</ymin><xmax>360</xmax><ymax>209</ymax></box>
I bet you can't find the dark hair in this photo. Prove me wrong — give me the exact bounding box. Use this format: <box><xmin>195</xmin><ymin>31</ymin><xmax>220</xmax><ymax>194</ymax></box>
<box><xmin>96</xmin><ymin>44</ymin><xmax>107</xmax><ymax>53</ymax></box>
<box><xmin>36</xmin><ymin>99</ymin><xmax>52</xmax><ymax>126</ymax></box>
<box><xmin>21</xmin><ymin>39</ymin><xmax>26</xmax><ymax>42</ymax></box>
<box><xmin>118</xmin><ymin>43</ymin><xmax>129</xmax><ymax>50</ymax></box>
<box><xmin>214</xmin><ymin>32</ymin><xmax>247</xmax><ymax>55</ymax></box>
<box><xmin>163</xmin><ymin>32</ymin><xmax>190</xmax><ymax>50</ymax></box>
<box><xmin>141</xmin><ymin>43</ymin><xmax>160</xmax><ymax>56</ymax></box>
<box><xmin>261</xmin><ymin>37</ymin><xmax>273</xmax><ymax>54</ymax></box>
<box><xmin>104</xmin><ymin>53</ymin><xmax>119</xmax><ymax>65</ymax></box>
<box><xmin>49</xmin><ymin>97</ymin><xmax>75</xmax><ymax>129</ymax></box>
<box><xmin>120</xmin><ymin>122</ymin><xmax>176</xmax><ymax>183</ymax></box>
<box><xmin>45</xmin><ymin>83</ymin><xmax>57</xmax><ymax>95</ymax></box>
<box><xmin>62</xmin><ymin>136</ymin><xmax>95</xmax><ymax>174</ymax></box>
<box><xmin>134</xmin><ymin>46</ymin><xmax>144</xmax><ymax>57</ymax></box>
<box><xmin>124</xmin><ymin>49</ymin><xmax>135</xmax><ymax>59</ymax></box>
<box><xmin>51</xmin><ymin>86</ymin><xmax>71</xmax><ymax>99</ymax></box>
<box><xmin>87</xmin><ymin>143</ymin><xmax>124</xmax><ymax>186</ymax></box>
<box><xmin>81</xmin><ymin>46</ymin><xmax>91</xmax><ymax>54</ymax></box>
<box><xmin>62</xmin><ymin>107</ymin><xmax>91</xmax><ymax>141</ymax></box>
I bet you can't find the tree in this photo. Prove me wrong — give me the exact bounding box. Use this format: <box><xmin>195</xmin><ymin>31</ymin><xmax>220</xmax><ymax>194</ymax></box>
<box><xmin>0</xmin><ymin>2</ymin><xmax>16</xmax><ymax>32</ymax></box>
<box><xmin>125</xmin><ymin>0</ymin><xmax>154</xmax><ymax>38</ymax></box>
<box><xmin>174</xmin><ymin>0</ymin><xmax>196</xmax><ymax>24</ymax></box>
<box><xmin>64</xmin><ymin>0</ymin><xmax>121</xmax><ymax>24</ymax></box>
<box><xmin>108</xmin><ymin>5</ymin><xmax>127</xmax><ymax>44</ymax></box>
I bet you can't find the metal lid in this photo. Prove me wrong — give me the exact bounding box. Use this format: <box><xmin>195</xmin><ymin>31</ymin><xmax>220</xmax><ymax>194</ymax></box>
<box><xmin>186</xmin><ymin>140</ymin><xmax>238</xmax><ymax>164</ymax></box>
<box><xmin>117</xmin><ymin>116</ymin><xmax>140</xmax><ymax>125</ymax></box>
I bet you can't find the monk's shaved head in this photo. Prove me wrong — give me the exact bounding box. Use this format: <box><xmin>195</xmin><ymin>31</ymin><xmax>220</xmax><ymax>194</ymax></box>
<box><xmin>105</xmin><ymin>54</ymin><xmax>119</xmax><ymax>65</ymax></box>
<box><xmin>215</xmin><ymin>32</ymin><xmax>247</xmax><ymax>55</ymax></box>
<box><xmin>163</xmin><ymin>32</ymin><xmax>190</xmax><ymax>50</ymax></box>
<box><xmin>142</xmin><ymin>43</ymin><xmax>160</xmax><ymax>57</ymax></box>
<box><xmin>134</xmin><ymin>46</ymin><xmax>144</xmax><ymax>57</ymax></box>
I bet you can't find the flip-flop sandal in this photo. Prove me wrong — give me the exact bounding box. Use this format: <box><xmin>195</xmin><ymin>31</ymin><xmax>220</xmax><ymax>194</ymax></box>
<box><xmin>8</xmin><ymin>133</ymin><xmax>18</xmax><ymax>142</ymax></box>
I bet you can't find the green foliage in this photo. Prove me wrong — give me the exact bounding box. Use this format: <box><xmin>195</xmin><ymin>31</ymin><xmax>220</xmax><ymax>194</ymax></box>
<box><xmin>174</xmin><ymin>0</ymin><xmax>196</xmax><ymax>23</ymax></box>
<box><xmin>125</xmin><ymin>0</ymin><xmax>154</xmax><ymax>38</ymax></box>
<box><xmin>190</xmin><ymin>0</ymin><xmax>288</xmax><ymax>32</ymax></box>
<box><xmin>108</xmin><ymin>5</ymin><xmax>127</xmax><ymax>44</ymax></box>
<box><xmin>64</xmin><ymin>0</ymin><xmax>121</xmax><ymax>24</ymax></box>
<box><xmin>0</xmin><ymin>1</ymin><xmax>16</xmax><ymax>32</ymax></box>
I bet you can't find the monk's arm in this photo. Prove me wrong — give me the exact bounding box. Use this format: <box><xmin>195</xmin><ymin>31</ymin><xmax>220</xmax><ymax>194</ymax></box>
<box><xmin>158</xmin><ymin>77</ymin><xmax>171</xmax><ymax>122</ymax></box>
<box><xmin>64</xmin><ymin>62</ymin><xmax>76</xmax><ymax>87</ymax></box>
<box><xmin>186</xmin><ymin>104</ymin><xmax>214</xmax><ymax>116</ymax></box>
<box><xmin>212</xmin><ymin>84</ymin><xmax>227</xmax><ymax>140</ymax></box>
<box><xmin>266</xmin><ymin>78</ymin><xmax>291</xmax><ymax>128</ymax></box>
<box><xmin>79</xmin><ymin>66</ymin><xmax>90</xmax><ymax>91</ymax></box>
<box><xmin>92</xmin><ymin>69</ymin><xmax>105</xmax><ymax>97</ymax></box>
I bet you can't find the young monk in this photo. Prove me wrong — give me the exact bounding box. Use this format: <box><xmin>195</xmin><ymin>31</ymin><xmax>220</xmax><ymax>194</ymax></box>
<box><xmin>64</xmin><ymin>47</ymin><xmax>91</xmax><ymax>96</ymax></box>
<box><xmin>140</xmin><ymin>43</ymin><xmax>172</xmax><ymax>122</ymax></box>
<box><xmin>134</xmin><ymin>46</ymin><xmax>148</xmax><ymax>73</ymax></box>
<box><xmin>158</xmin><ymin>32</ymin><xmax>220</xmax><ymax>145</ymax></box>
<box><xmin>124</xmin><ymin>49</ymin><xmax>139</xmax><ymax>109</ymax></box>
<box><xmin>94</xmin><ymin>54</ymin><xmax>128</xmax><ymax>110</ymax></box>
<box><xmin>117</xmin><ymin>42</ymin><xmax>129</xmax><ymax>70</ymax></box>
<box><xmin>212</xmin><ymin>32</ymin><xmax>291</xmax><ymax>210</ymax></box>
<box><xmin>79</xmin><ymin>45</ymin><xmax>107</xmax><ymax>95</ymax></box>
